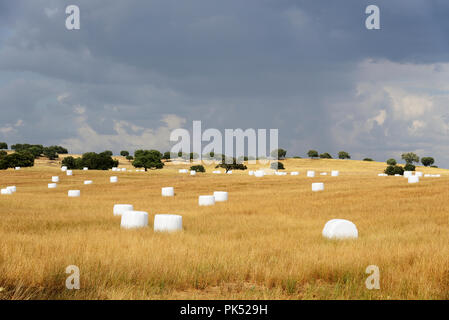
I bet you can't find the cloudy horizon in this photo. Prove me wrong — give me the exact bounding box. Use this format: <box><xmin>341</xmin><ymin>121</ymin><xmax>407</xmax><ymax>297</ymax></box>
<box><xmin>1</xmin><ymin>1</ymin><xmax>449</xmax><ymax>167</ymax></box>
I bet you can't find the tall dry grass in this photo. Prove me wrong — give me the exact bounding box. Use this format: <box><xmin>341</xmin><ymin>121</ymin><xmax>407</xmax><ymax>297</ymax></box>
<box><xmin>0</xmin><ymin>158</ymin><xmax>449</xmax><ymax>299</ymax></box>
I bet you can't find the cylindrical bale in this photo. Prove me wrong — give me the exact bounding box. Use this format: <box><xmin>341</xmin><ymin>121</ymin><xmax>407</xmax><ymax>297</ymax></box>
<box><xmin>15</xmin><ymin>167</ymin><xmax>20</xmax><ymax>170</ymax></box>
<box><xmin>113</xmin><ymin>204</ymin><xmax>134</xmax><ymax>216</ymax></box>
<box><xmin>190</xmin><ymin>170</ymin><xmax>196</xmax><ymax>176</ymax></box>
<box><xmin>307</xmin><ymin>170</ymin><xmax>315</xmax><ymax>177</ymax></box>
<box><xmin>199</xmin><ymin>195</ymin><xmax>215</xmax><ymax>206</ymax></box>
<box><xmin>320</xmin><ymin>172</ymin><xmax>328</xmax><ymax>175</ymax></box>
<box><xmin>415</xmin><ymin>172</ymin><xmax>423</xmax><ymax>177</ymax></box>
<box><xmin>162</xmin><ymin>187</ymin><xmax>175</xmax><ymax>197</ymax></box>
<box><xmin>322</xmin><ymin>219</ymin><xmax>358</xmax><ymax>240</ymax></box>
<box><xmin>404</xmin><ymin>171</ymin><xmax>412</xmax><ymax>178</ymax></box>
<box><xmin>84</xmin><ymin>180</ymin><xmax>93</xmax><ymax>185</ymax></box>
<box><xmin>83</xmin><ymin>167</ymin><xmax>88</xmax><ymax>171</ymax></box>
<box><xmin>291</xmin><ymin>171</ymin><xmax>299</xmax><ymax>175</ymax></box>
<box><xmin>154</xmin><ymin>214</ymin><xmax>183</xmax><ymax>232</ymax></box>
<box><xmin>213</xmin><ymin>191</ymin><xmax>228</xmax><ymax>202</ymax></box>
<box><xmin>378</xmin><ymin>173</ymin><xmax>387</xmax><ymax>176</ymax></box>
<box><xmin>61</xmin><ymin>166</ymin><xmax>67</xmax><ymax>172</ymax></box>
<box><xmin>68</xmin><ymin>190</ymin><xmax>80</xmax><ymax>197</ymax></box>
<box><xmin>213</xmin><ymin>170</ymin><xmax>222</xmax><ymax>174</ymax></box>
<box><xmin>6</xmin><ymin>186</ymin><xmax>16</xmax><ymax>193</ymax></box>
<box><xmin>1</xmin><ymin>188</ymin><xmax>12</xmax><ymax>195</ymax></box>
<box><xmin>179</xmin><ymin>169</ymin><xmax>188</xmax><ymax>173</ymax></box>
<box><xmin>312</xmin><ymin>182</ymin><xmax>324</xmax><ymax>192</ymax></box>
<box><xmin>331</xmin><ymin>170</ymin><xmax>339</xmax><ymax>177</ymax></box>
<box><xmin>52</xmin><ymin>176</ymin><xmax>59</xmax><ymax>182</ymax></box>
<box><xmin>121</xmin><ymin>168</ymin><xmax>126</xmax><ymax>172</ymax></box>
<box><xmin>408</xmin><ymin>176</ymin><xmax>419</xmax><ymax>183</ymax></box>
<box><xmin>254</xmin><ymin>170</ymin><xmax>264</xmax><ymax>177</ymax></box>
<box><xmin>66</xmin><ymin>170</ymin><xmax>73</xmax><ymax>176</ymax></box>
<box><xmin>110</xmin><ymin>176</ymin><xmax>118</xmax><ymax>183</ymax></box>
<box><xmin>227</xmin><ymin>171</ymin><xmax>233</xmax><ymax>174</ymax></box>
<box><xmin>48</xmin><ymin>183</ymin><xmax>57</xmax><ymax>189</ymax></box>
<box><xmin>248</xmin><ymin>170</ymin><xmax>254</xmax><ymax>175</ymax></box>
<box><xmin>120</xmin><ymin>211</ymin><xmax>148</xmax><ymax>229</ymax></box>
<box><xmin>424</xmin><ymin>174</ymin><xmax>431</xmax><ymax>177</ymax></box>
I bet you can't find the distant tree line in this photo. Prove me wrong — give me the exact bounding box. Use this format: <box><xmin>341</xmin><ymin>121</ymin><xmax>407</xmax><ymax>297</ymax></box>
<box><xmin>384</xmin><ymin>152</ymin><xmax>437</xmax><ymax>175</ymax></box>
<box><xmin>10</xmin><ymin>143</ymin><xmax>68</xmax><ymax>160</ymax></box>
<box><xmin>62</xmin><ymin>152</ymin><xmax>118</xmax><ymax>170</ymax></box>
<box><xmin>0</xmin><ymin>150</ymin><xmax>34</xmax><ymax>169</ymax></box>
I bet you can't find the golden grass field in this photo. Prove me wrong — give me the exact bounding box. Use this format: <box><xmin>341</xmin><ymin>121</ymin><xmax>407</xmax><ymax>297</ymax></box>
<box><xmin>1</xmin><ymin>156</ymin><xmax>449</xmax><ymax>300</ymax></box>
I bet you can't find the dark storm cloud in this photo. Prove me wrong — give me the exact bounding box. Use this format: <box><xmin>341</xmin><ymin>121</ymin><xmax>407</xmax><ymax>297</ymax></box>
<box><xmin>1</xmin><ymin>0</ymin><xmax>449</xmax><ymax>166</ymax></box>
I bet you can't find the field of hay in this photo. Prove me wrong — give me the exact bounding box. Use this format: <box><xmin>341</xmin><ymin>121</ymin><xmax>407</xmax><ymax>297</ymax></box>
<box><xmin>1</xmin><ymin>157</ymin><xmax>449</xmax><ymax>300</ymax></box>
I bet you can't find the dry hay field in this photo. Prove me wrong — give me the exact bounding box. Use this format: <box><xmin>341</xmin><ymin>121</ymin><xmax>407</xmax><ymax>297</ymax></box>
<box><xmin>1</xmin><ymin>156</ymin><xmax>449</xmax><ymax>300</ymax></box>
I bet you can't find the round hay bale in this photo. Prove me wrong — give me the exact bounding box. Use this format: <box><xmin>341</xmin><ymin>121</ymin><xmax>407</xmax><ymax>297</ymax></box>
<box><xmin>307</xmin><ymin>170</ymin><xmax>315</xmax><ymax>177</ymax></box>
<box><xmin>14</xmin><ymin>167</ymin><xmax>20</xmax><ymax>170</ymax></box>
<box><xmin>227</xmin><ymin>170</ymin><xmax>233</xmax><ymax>174</ymax></box>
<box><xmin>322</xmin><ymin>219</ymin><xmax>358</xmax><ymax>240</ymax></box>
<box><xmin>415</xmin><ymin>172</ymin><xmax>423</xmax><ymax>177</ymax></box>
<box><xmin>1</xmin><ymin>188</ymin><xmax>12</xmax><ymax>195</ymax></box>
<box><xmin>113</xmin><ymin>204</ymin><xmax>134</xmax><ymax>216</ymax></box>
<box><xmin>48</xmin><ymin>183</ymin><xmax>57</xmax><ymax>189</ymax></box>
<box><xmin>290</xmin><ymin>171</ymin><xmax>299</xmax><ymax>175</ymax></box>
<box><xmin>190</xmin><ymin>170</ymin><xmax>197</xmax><ymax>176</ymax></box>
<box><xmin>68</xmin><ymin>190</ymin><xmax>80</xmax><ymax>197</ymax></box>
<box><xmin>254</xmin><ymin>170</ymin><xmax>264</xmax><ymax>177</ymax></box>
<box><xmin>199</xmin><ymin>195</ymin><xmax>215</xmax><ymax>206</ymax></box>
<box><xmin>61</xmin><ymin>166</ymin><xmax>67</xmax><ymax>172</ymax></box>
<box><xmin>179</xmin><ymin>169</ymin><xmax>188</xmax><ymax>173</ymax></box>
<box><xmin>66</xmin><ymin>170</ymin><xmax>73</xmax><ymax>176</ymax></box>
<box><xmin>213</xmin><ymin>170</ymin><xmax>222</xmax><ymax>174</ymax></box>
<box><xmin>84</xmin><ymin>180</ymin><xmax>93</xmax><ymax>185</ymax></box>
<box><xmin>110</xmin><ymin>176</ymin><xmax>118</xmax><ymax>183</ymax></box>
<box><xmin>162</xmin><ymin>187</ymin><xmax>175</xmax><ymax>197</ymax></box>
<box><xmin>408</xmin><ymin>176</ymin><xmax>419</xmax><ymax>183</ymax></box>
<box><xmin>6</xmin><ymin>186</ymin><xmax>16</xmax><ymax>193</ymax></box>
<box><xmin>83</xmin><ymin>167</ymin><xmax>89</xmax><ymax>171</ymax></box>
<box><xmin>120</xmin><ymin>210</ymin><xmax>148</xmax><ymax>229</ymax></box>
<box><xmin>213</xmin><ymin>191</ymin><xmax>228</xmax><ymax>202</ymax></box>
<box><xmin>312</xmin><ymin>182</ymin><xmax>324</xmax><ymax>192</ymax></box>
<box><xmin>248</xmin><ymin>170</ymin><xmax>254</xmax><ymax>175</ymax></box>
<box><xmin>121</xmin><ymin>168</ymin><xmax>126</xmax><ymax>172</ymax></box>
<box><xmin>154</xmin><ymin>214</ymin><xmax>183</xmax><ymax>232</ymax></box>
<box><xmin>331</xmin><ymin>170</ymin><xmax>339</xmax><ymax>177</ymax></box>
<box><xmin>320</xmin><ymin>172</ymin><xmax>328</xmax><ymax>176</ymax></box>
<box><xmin>52</xmin><ymin>176</ymin><xmax>59</xmax><ymax>182</ymax></box>
<box><xmin>403</xmin><ymin>171</ymin><xmax>412</xmax><ymax>178</ymax></box>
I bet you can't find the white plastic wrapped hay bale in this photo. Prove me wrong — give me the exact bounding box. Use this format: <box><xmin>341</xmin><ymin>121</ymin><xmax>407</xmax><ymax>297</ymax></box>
<box><xmin>6</xmin><ymin>186</ymin><xmax>16</xmax><ymax>193</ymax></box>
<box><xmin>248</xmin><ymin>170</ymin><xmax>254</xmax><ymax>175</ymax></box>
<box><xmin>403</xmin><ymin>171</ymin><xmax>412</xmax><ymax>178</ymax></box>
<box><xmin>48</xmin><ymin>183</ymin><xmax>57</xmax><ymax>189</ymax></box>
<box><xmin>395</xmin><ymin>174</ymin><xmax>401</xmax><ymax>176</ymax></box>
<box><xmin>254</xmin><ymin>170</ymin><xmax>264</xmax><ymax>177</ymax></box>
<box><xmin>179</xmin><ymin>169</ymin><xmax>188</xmax><ymax>173</ymax></box>
<box><xmin>1</xmin><ymin>188</ymin><xmax>12</xmax><ymax>195</ymax></box>
<box><xmin>61</xmin><ymin>166</ymin><xmax>67</xmax><ymax>172</ymax></box>
<box><xmin>68</xmin><ymin>190</ymin><xmax>80</xmax><ymax>197</ymax></box>
<box><xmin>378</xmin><ymin>173</ymin><xmax>387</xmax><ymax>176</ymax></box>
<box><xmin>213</xmin><ymin>170</ymin><xmax>221</xmax><ymax>174</ymax></box>
<box><xmin>433</xmin><ymin>174</ymin><xmax>441</xmax><ymax>178</ymax></box>
<box><xmin>190</xmin><ymin>170</ymin><xmax>197</xmax><ymax>176</ymax></box>
<box><xmin>121</xmin><ymin>168</ymin><xmax>126</xmax><ymax>172</ymax></box>
<box><xmin>84</xmin><ymin>180</ymin><xmax>93</xmax><ymax>185</ymax></box>
<box><xmin>113</xmin><ymin>204</ymin><xmax>134</xmax><ymax>216</ymax></box>
<box><xmin>66</xmin><ymin>170</ymin><xmax>73</xmax><ymax>176</ymax></box>
<box><xmin>83</xmin><ymin>167</ymin><xmax>88</xmax><ymax>171</ymax></box>
<box><xmin>322</xmin><ymin>219</ymin><xmax>358</xmax><ymax>240</ymax></box>
<box><xmin>120</xmin><ymin>211</ymin><xmax>148</xmax><ymax>229</ymax></box>
<box><xmin>424</xmin><ymin>174</ymin><xmax>431</xmax><ymax>177</ymax></box>
<box><xmin>415</xmin><ymin>172</ymin><xmax>423</xmax><ymax>177</ymax></box>
<box><xmin>213</xmin><ymin>191</ymin><xmax>228</xmax><ymax>202</ymax></box>
<box><xmin>162</xmin><ymin>187</ymin><xmax>174</xmax><ymax>197</ymax></box>
<box><xmin>227</xmin><ymin>170</ymin><xmax>233</xmax><ymax>174</ymax></box>
<box><xmin>110</xmin><ymin>176</ymin><xmax>118</xmax><ymax>183</ymax></box>
<box><xmin>320</xmin><ymin>172</ymin><xmax>328</xmax><ymax>176</ymax></box>
<box><xmin>52</xmin><ymin>176</ymin><xmax>59</xmax><ymax>182</ymax></box>
<box><xmin>312</xmin><ymin>183</ymin><xmax>324</xmax><ymax>192</ymax></box>
<box><xmin>154</xmin><ymin>214</ymin><xmax>182</xmax><ymax>232</ymax></box>
<box><xmin>199</xmin><ymin>195</ymin><xmax>215</xmax><ymax>206</ymax></box>
<box><xmin>331</xmin><ymin>170</ymin><xmax>339</xmax><ymax>177</ymax></box>
<box><xmin>307</xmin><ymin>170</ymin><xmax>315</xmax><ymax>177</ymax></box>
<box><xmin>112</xmin><ymin>167</ymin><xmax>117</xmax><ymax>172</ymax></box>
<box><xmin>408</xmin><ymin>175</ymin><xmax>419</xmax><ymax>183</ymax></box>
<box><xmin>291</xmin><ymin>171</ymin><xmax>299</xmax><ymax>175</ymax></box>
<box><xmin>15</xmin><ymin>167</ymin><xmax>20</xmax><ymax>170</ymax></box>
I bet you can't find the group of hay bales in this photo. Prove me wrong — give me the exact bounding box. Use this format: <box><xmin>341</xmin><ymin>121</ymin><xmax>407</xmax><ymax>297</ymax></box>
<box><xmin>15</xmin><ymin>162</ymin><xmax>449</xmax><ymax>241</ymax></box>
<box><xmin>378</xmin><ymin>170</ymin><xmax>441</xmax><ymax>183</ymax></box>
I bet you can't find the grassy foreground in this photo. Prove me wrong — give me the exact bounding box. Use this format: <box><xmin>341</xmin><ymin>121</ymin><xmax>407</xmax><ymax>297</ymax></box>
<box><xmin>1</xmin><ymin>157</ymin><xmax>449</xmax><ymax>299</ymax></box>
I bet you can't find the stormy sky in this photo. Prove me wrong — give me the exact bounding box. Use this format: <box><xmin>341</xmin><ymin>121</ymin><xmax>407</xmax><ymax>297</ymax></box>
<box><xmin>1</xmin><ymin>0</ymin><xmax>449</xmax><ymax>167</ymax></box>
